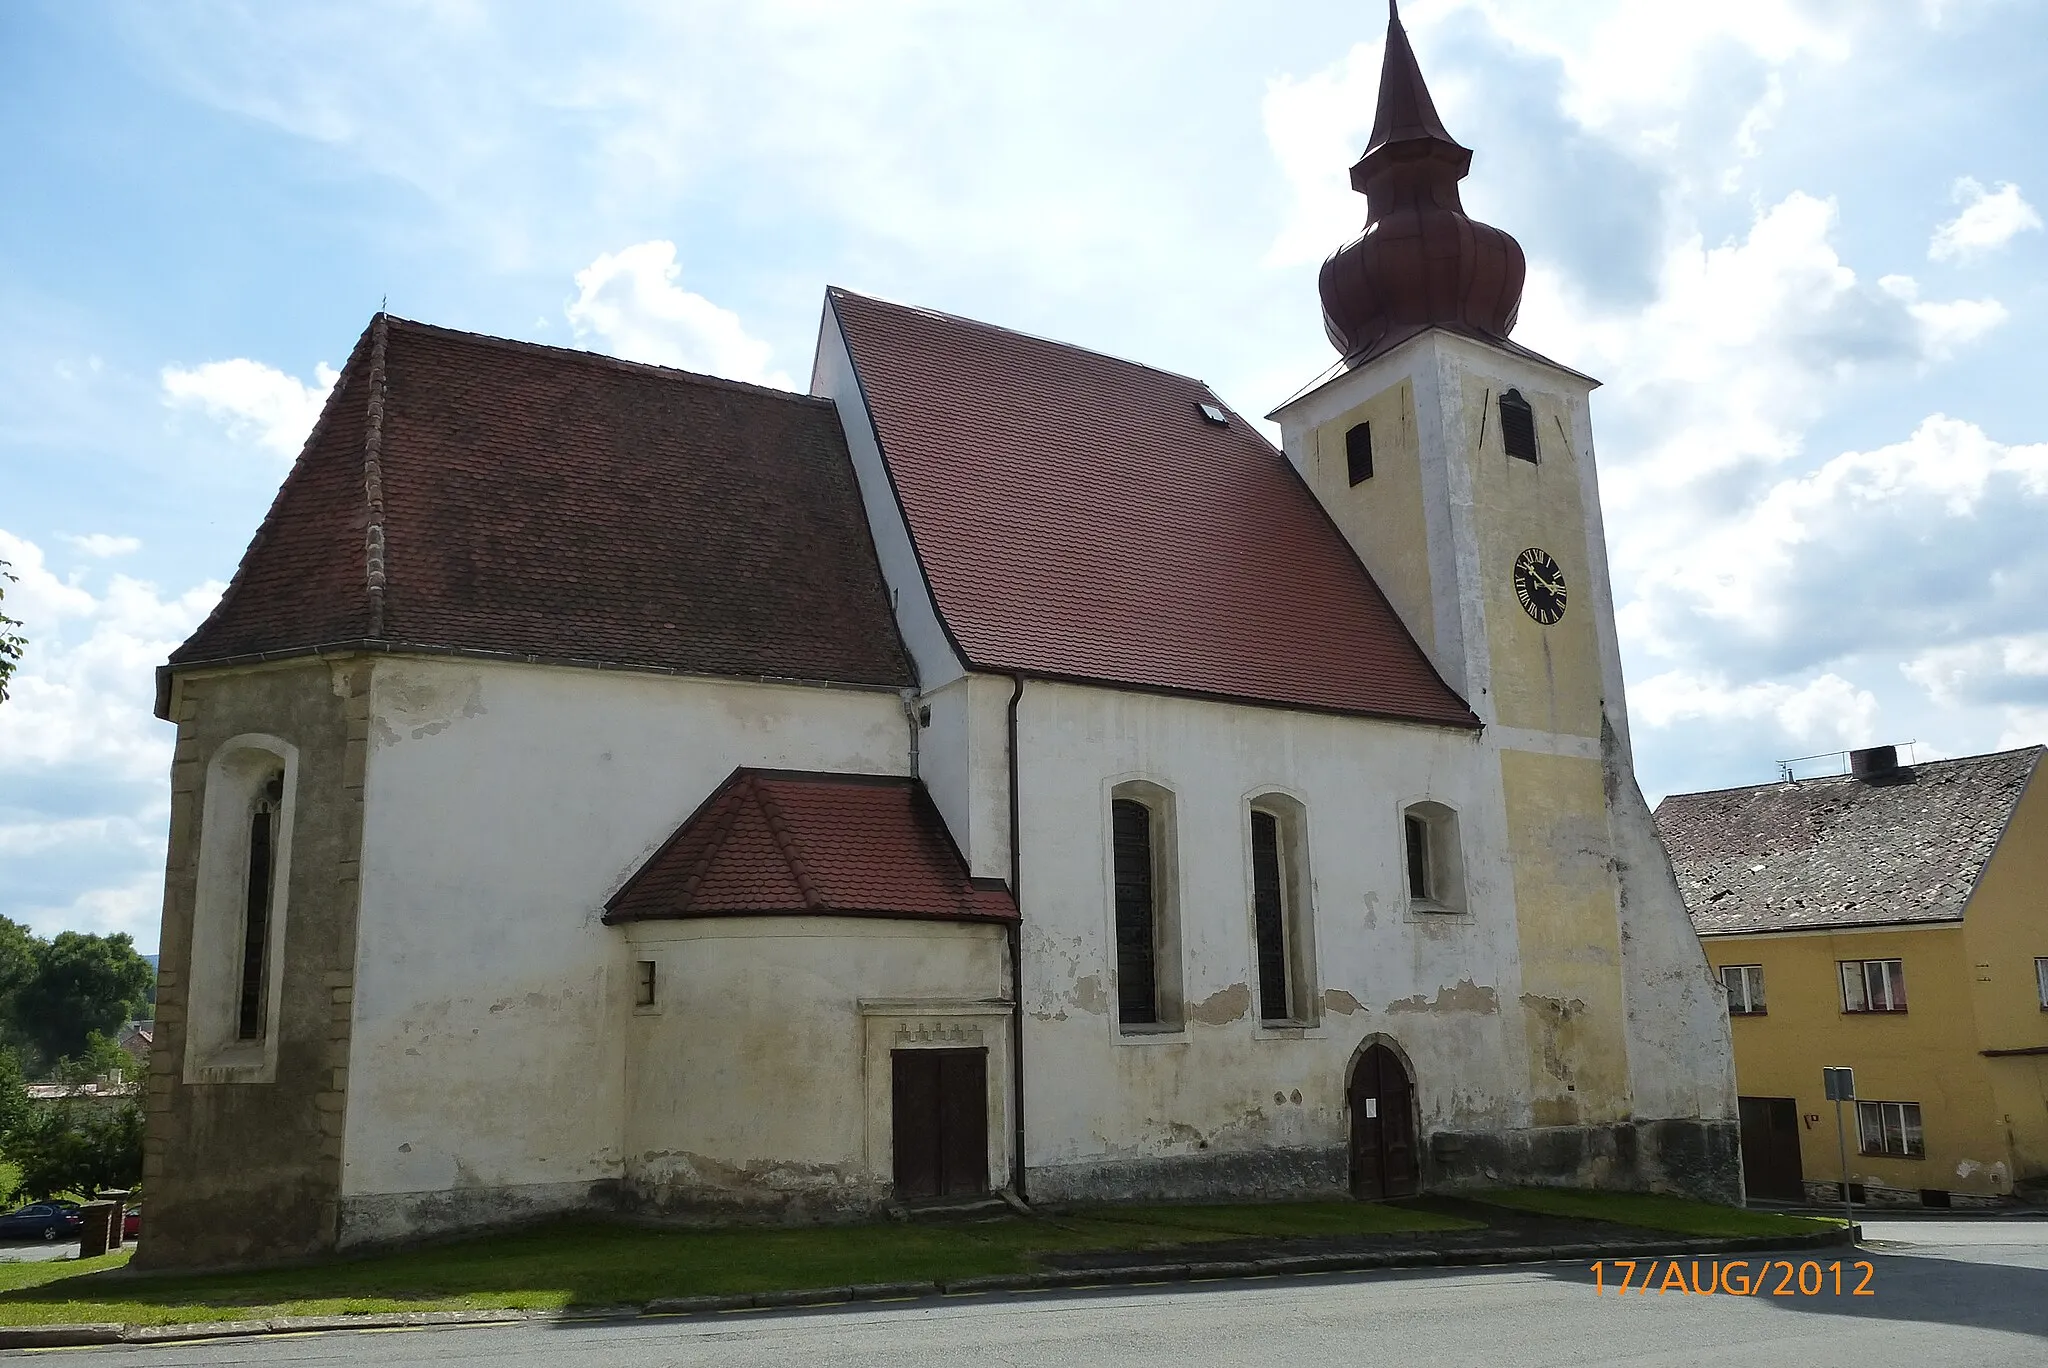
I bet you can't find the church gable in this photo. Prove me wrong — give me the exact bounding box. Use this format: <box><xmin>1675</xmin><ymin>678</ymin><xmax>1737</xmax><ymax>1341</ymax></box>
<box><xmin>170</xmin><ymin>316</ymin><xmax>914</xmax><ymax>690</ymax></box>
<box><xmin>826</xmin><ymin>288</ymin><xmax>1476</xmax><ymax>727</ymax></box>
<box><xmin>606</xmin><ymin>768</ymin><xmax>1017</xmax><ymax>924</ymax></box>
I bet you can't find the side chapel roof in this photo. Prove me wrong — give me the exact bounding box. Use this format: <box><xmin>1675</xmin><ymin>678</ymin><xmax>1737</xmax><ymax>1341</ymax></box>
<box><xmin>1655</xmin><ymin>746</ymin><xmax>2043</xmax><ymax>936</ymax></box>
<box><xmin>829</xmin><ymin>289</ymin><xmax>1478</xmax><ymax>728</ymax></box>
<box><xmin>605</xmin><ymin>769</ymin><xmax>1017</xmax><ymax>924</ymax></box>
<box><xmin>165</xmin><ymin>316</ymin><xmax>914</xmax><ymax>693</ymax></box>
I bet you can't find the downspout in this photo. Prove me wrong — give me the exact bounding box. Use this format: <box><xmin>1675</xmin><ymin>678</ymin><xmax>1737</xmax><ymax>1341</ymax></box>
<box><xmin>1006</xmin><ymin>674</ymin><xmax>1028</xmax><ymax>1203</ymax></box>
<box><xmin>900</xmin><ymin>690</ymin><xmax>921</xmax><ymax>778</ymax></box>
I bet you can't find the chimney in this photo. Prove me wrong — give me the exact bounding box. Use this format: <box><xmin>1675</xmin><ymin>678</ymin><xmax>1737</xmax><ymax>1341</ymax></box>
<box><xmin>1850</xmin><ymin>745</ymin><xmax>1899</xmax><ymax>779</ymax></box>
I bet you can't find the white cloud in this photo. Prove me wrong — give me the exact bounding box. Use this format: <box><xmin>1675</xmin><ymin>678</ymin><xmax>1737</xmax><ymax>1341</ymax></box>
<box><xmin>566</xmin><ymin>240</ymin><xmax>792</xmax><ymax>388</ymax></box>
<box><xmin>162</xmin><ymin>357</ymin><xmax>340</xmax><ymax>456</ymax></box>
<box><xmin>1902</xmin><ymin>634</ymin><xmax>2048</xmax><ymax>708</ymax></box>
<box><xmin>1928</xmin><ymin>177</ymin><xmax>2042</xmax><ymax>263</ymax></box>
<box><xmin>1633</xmin><ymin>670</ymin><xmax>1879</xmax><ymax>749</ymax></box>
<box><xmin>16</xmin><ymin>871</ymin><xmax>167</xmax><ymax>947</ymax></box>
<box><xmin>62</xmin><ymin>533</ymin><xmax>142</xmax><ymax>558</ymax></box>
<box><xmin>0</xmin><ymin>530</ymin><xmax>221</xmax><ymax>782</ymax></box>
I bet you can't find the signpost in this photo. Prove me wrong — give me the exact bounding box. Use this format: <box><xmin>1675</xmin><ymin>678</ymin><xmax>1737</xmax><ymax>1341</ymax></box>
<box><xmin>1823</xmin><ymin>1066</ymin><xmax>1856</xmax><ymax>1235</ymax></box>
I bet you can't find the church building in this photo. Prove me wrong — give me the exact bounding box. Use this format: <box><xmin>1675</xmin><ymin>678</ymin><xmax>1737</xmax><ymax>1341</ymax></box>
<box><xmin>139</xmin><ymin>6</ymin><xmax>1738</xmax><ymax>1269</ymax></box>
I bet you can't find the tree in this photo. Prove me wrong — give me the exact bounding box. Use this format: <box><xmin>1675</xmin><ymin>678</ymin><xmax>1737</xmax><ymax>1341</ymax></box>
<box><xmin>7</xmin><ymin>1099</ymin><xmax>143</xmax><ymax>1201</ymax></box>
<box><xmin>0</xmin><ymin>555</ymin><xmax>24</xmax><ymax>704</ymax></box>
<box><xmin>12</xmin><ymin>933</ymin><xmax>155</xmax><ymax>1069</ymax></box>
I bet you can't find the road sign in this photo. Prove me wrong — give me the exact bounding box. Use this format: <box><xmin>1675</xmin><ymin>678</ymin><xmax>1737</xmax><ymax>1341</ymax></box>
<box><xmin>1823</xmin><ymin>1066</ymin><xmax>1855</xmax><ymax>1101</ymax></box>
<box><xmin>1823</xmin><ymin>1066</ymin><xmax>1858</xmax><ymax>1233</ymax></box>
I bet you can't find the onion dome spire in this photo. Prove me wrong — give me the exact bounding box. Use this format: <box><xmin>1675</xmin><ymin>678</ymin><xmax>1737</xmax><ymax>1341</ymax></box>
<box><xmin>1317</xmin><ymin>0</ymin><xmax>1526</xmax><ymax>362</ymax></box>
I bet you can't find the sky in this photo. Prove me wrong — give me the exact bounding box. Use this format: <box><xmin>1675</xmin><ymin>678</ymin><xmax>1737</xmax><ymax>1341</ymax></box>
<box><xmin>2</xmin><ymin>0</ymin><xmax>2045</xmax><ymax>954</ymax></box>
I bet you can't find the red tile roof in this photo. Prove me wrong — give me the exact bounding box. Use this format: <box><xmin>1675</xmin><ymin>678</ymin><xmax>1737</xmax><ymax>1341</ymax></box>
<box><xmin>606</xmin><ymin>770</ymin><xmax>1017</xmax><ymax>924</ymax></box>
<box><xmin>168</xmin><ymin>316</ymin><xmax>914</xmax><ymax>691</ymax></box>
<box><xmin>829</xmin><ymin>290</ymin><xmax>1477</xmax><ymax>727</ymax></box>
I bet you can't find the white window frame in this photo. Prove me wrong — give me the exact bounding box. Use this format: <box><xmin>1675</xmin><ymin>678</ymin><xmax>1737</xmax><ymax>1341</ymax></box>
<box><xmin>1400</xmin><ymin>799</ymin><xmax>1467</xmax><ymax>916</ymax></box>
<box><xmin>1107</xmin><ymin>779</ymin><xmax>1184</xmax><ymax>1037</ymax></box>
<box><xmin>184</xmin><ymin>734</ymin><xmax>299</xmax><ymax>1085</ymax></box>
<box><xmin>1856</xmin><ymin>1100</ymin><xmax>1925</xmax><ymax>1158</ymax></box>
<box><xmin>1247</xmin><ymin>793</ymin><xmax>1318</xmax><ymax>1027</ymax></box>
<box><xmin>1840</xmin><ymin>958</ymin><xmax>1907</xmax><ymax>1013</ymax></box>
<box><xmin>1721</xmin><ymin>964</ymin><xmax>1766</xmax><ymax>1015</ymax></box>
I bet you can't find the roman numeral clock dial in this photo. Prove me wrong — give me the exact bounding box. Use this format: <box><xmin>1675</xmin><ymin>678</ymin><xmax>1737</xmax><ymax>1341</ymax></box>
<box><xmin>1513</xmin><ymin>548</ymin><xmax>1567</xmax><ymax>625</ymax></box>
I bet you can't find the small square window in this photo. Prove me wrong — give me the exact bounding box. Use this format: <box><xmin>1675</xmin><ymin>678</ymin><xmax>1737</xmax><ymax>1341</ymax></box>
<box><xmin>1856</xmin><ymin>1100</ymin><xmax>1925</xmax><ymax>1157</ymax></box>
<box><xmin>1841</xmin><ymin>958</ymin><xmax>1905</xmax><ymax>1012</ymax></box>
<box><xmin>635</xmin><ymin>959</ymin><xmax>657</xmax><ymax>1008</ymax></box>
<box><xmin>1346</xmin><ymin>422</ymin><xmax>1374</xmax><ymax>485</ymax></box>
<box><xmin>1722</xmin><ymin>964</ymin><xmax>1766</xmax><ymax>1015</ymax></box>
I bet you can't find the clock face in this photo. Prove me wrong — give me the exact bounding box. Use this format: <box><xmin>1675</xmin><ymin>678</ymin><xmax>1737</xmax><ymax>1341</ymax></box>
<box><xmin>1513</xmin><ymin>548</ymin><xmax>1567</xmax><ymax>625</ymax></box>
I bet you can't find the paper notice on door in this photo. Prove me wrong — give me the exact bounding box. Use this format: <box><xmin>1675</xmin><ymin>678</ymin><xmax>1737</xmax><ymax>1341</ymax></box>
<box><xmin>1365</xmin><ymin>1098</ymin><xmax>1378</xmax><ymax>1118</ymax></box>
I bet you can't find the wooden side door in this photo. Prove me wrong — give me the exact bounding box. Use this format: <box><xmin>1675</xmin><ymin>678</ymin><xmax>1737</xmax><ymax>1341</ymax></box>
<box><xmin>1349</xmin><ymin>1044</ymin><xmax>1418</xmax><ymax>1200</ymax></box>
<box><xmin>1738</xmin><ymin>1095</ymin><xmax>1805</xmax><ymax>1202</ymax></box>
<box><xmin>892</xmin><ymin>1048</ymin><xmax>989</xmax><ymax>1202</ymax></box>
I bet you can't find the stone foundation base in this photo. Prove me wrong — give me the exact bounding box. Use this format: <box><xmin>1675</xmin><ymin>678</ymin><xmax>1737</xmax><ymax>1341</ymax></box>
<box><xmin>337</xmin><ymin>1179</ymin><xmax>619</xmax><ymax>1250</ymax></box>
<box><xmin>1800</xmin><ymin>1180</ymin><xmax>2011</xmax><ymax>1210</ymax></box>
<box><xmin>1028</xmin><ymin>1146</ymin><xmax>1347</xmax><ymax>1206</ymax></box>
<box><xmin>1426</xmin><ymin>1118</ymin><xmax>1743</xmax><ymax>1205</ymax></box>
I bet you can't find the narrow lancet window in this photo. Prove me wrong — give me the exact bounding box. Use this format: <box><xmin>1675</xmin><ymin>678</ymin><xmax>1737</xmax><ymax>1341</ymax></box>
<box><xmin>237</xmin><ymin>773</ymin><xmax>283</xmax><ymax>1041</ymax></box>
<box><xmin>1111</xmin><ymin>798</ymin><xmax>1158</xmax><ymax>1026</ymax></box>
<box><xmin>1250</xmin><ymin>810</ymin><xmax>1291</xmax><ymax>1021</ymax></box>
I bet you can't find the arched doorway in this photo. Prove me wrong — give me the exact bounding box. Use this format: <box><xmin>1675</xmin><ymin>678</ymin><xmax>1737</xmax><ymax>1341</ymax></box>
<box><xmin>1349</xmin><ymin>1042</ymin><xmax>1418</xmax><ymax>1199</ymax></box>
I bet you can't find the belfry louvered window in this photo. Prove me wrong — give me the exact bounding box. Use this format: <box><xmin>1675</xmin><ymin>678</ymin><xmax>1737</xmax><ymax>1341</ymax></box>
<box><xmin>1112</xmin><ymin>798</ymin><xmax>1159</xmax><ymax>1026</ymax></box>
<box><xmin>1346</xmin><ymin>421</ymin><xmax>1374</xmax><ymax>485</ymax></box>
<box><xmin>1499</xmin><ymin>389</ymin><xmax>1538</xmax><ymax>463</ymax></box>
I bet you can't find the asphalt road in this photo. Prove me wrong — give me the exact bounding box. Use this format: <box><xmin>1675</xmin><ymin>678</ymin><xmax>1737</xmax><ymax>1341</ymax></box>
<box><xmin>26</xmin><ymin>1218</ymin><xmax>2048</xmax><ymax>1366</ymax></box>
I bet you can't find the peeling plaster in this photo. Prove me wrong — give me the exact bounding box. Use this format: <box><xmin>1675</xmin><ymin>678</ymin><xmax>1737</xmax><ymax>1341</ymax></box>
<box><xmin>1188</xmin><ymin>982</ymin><xmax>1251</xmax><ymax>1026</ymax></box>
<box><xmin>1322</xmin><ymin>988</ymin><xmax>1363</xmax><ymax>1016</ymax></box>
<box><xmin>1521</xmin><ymin>992</ymin><xmax>1590</xmax><ymax>1083</ymax></box>
<box><xmin>1387</xmin><ymin>979</ymin><xmax>1499</xmax><ymax>1015</ymax></box>
<box><xmin>1071</xmin><ymin>974</ymin><xmax>1110</xmax><ymax>1016</ymax></box>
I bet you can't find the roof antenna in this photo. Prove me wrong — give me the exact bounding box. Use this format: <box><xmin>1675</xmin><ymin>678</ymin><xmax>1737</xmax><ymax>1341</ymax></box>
<box><xmin>380</xmin><ymin>293</ymin><xmax>388</xmax><ymax>316</ymax></box>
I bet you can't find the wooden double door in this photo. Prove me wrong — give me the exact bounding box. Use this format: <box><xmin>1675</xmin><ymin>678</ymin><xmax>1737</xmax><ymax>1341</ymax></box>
<box><xmin>1349</xmin><ymin>1043</ymin><xmax>1419</xmax><ymax>1199</ymax></box>
<box><xmin>1737</xmin><ymin>1096</ymin><xmax>1805</xmax><ymax>1202</ymax></box>
<box><xmin>891</xmin><ymin>1048</ymin><xmax>989</xmax><ymax>1201</ymax></box>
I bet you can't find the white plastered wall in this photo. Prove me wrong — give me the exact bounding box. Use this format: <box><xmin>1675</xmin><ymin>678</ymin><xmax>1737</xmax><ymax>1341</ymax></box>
<box><xmin>341</xmin><ymin>656</ymin><xmax>912</xmax><ymax>1238</ymax></box>
<box><xmin>998</xmin><ymin>678</ymin><xmax>1535</xmax><ymax>1184</ymax></box>
<box><xmin>621</xmin><ymin>916</ymin><xmax>1011</xmax><ymax>1212</ymax></box>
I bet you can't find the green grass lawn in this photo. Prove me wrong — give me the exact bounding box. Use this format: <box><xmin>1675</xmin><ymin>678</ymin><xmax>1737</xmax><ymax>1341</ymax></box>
<box><xmin>1468</xmin><ymin>1189</ymin><xmax>1847</xmax><ymax>1239</ymax></box>
<box><xmin>0</xmin><ymin>1201</ymin><xmax>1473</xmax><ymax>1328</ymax></box>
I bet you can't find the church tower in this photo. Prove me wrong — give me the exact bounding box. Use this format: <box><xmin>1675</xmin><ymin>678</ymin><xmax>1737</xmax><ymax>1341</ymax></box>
<box><xmin>1273</xmin><ymin>2</ymin><xmax>1738</xmax><ymax>1163</ymax></box>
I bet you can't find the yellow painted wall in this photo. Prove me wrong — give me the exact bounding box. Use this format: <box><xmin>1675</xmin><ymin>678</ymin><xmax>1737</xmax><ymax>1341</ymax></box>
<box><xmin>1960</xmin><ymin>763</ymin><xmax>2048</xmax><ymax>1188</ymax></box>
<box><xmin>1500</xmin><ymin>749</ymin><xmax>1630</xmax><ymax>1126</ymax></box>
<box><xmin>1459</xmin><ymin>374</ymin><xmax>1604</xmax><ymax>741</ymax></box>
<box><xmin>1702</xmin><ymin>924</ymin><xmax>2014</xmax><ymax>1197</ymax></box>
<box><xmin>1305</xmin><ymin>379</ymin><xmax>1434</xmax><ymax>653</ymax></box>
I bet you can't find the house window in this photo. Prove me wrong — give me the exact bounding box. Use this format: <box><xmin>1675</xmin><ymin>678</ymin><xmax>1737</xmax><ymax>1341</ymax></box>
<box><xmin>1856</xmin><ymin>1101</ymin><xmax>1925</xmax><ymax>1158</ymax></box>
<box><xmin>1722</xmin><ymin>964</ymin><xmax>1766</xmax><ymax>1015</ymax></box>
<box><xmin>1499</xmin><ymin>389</ymin><xmax>1538</xmax><ymax>463</ymax></box>
<box><xmin>236</xmin><ymin>774</ymin><xmax>284</xmax><ymax>1040</ymax></box>
<box><xmin>1841</xmin><ymin>959</ymin><xmax>1907</xmax><ymax>1013</ymax></box>
<box><xmin>1109</xmin><ymin>784</ymin><xmax>1182</xmax><ymax>1031</ymax></box>
<box><xmin>1346</xmin><ymin>422</ymin><xmax>1374</xmax><ymax>485</ymax></box>
<box><xmin>635</xmin><ymin>960</ymin><xmax>657</xmax><ymax>1008</ymax></box>
<box><xmin>1401</xmin><ymin>801</ymin><xmax>1466</xmax><ymax>913</ymax></box>
<box><xmin>2036</xmin><ymin>957</ymin><xmax>2048</xmax><ymax>1010</ymax></box>
<box><xmin>1248</xmin><ymin>795</ymin><xmax>1316</xmax><ymax>1024</ymax></box>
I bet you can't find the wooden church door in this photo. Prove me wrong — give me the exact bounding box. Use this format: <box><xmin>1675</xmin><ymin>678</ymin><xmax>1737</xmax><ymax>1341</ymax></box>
<box><xmin>891</xmin><ymin>1048</ymin><xmax>989</xmax><ymax>1201</ymax></box>
<box><xmin>1349</xmin><ymin>1043</ymin><xmax>1419</xmax><ymax>1199</ymax></box>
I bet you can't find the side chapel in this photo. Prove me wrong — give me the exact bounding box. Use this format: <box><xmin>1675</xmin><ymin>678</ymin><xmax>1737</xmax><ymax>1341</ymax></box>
<box><xmin>140</xmin><ymin>5</ymin><xmax>1738</xmax><ymax>1268</ymax></box>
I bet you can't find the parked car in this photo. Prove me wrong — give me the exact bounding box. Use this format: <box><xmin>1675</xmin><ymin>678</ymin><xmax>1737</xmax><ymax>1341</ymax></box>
<box><xmin>0</xmin><ymin>1203</ymin><xmax>86</xmax><ymax>1241</ymax></box>
<box><xmin>123</xmin><ymin>1206</ymin><xmax>141</xmax><ymax>1240</ymax></box>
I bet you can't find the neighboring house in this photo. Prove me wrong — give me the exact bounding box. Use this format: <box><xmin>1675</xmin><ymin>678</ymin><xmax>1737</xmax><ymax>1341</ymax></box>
<box><xmin>116</xmin><ymin>1021</ymin><xmax>153</xmax><ymax>1068</ymax></box>
<box><xmin>138</xmin><ymin>5</ymin><xmax>1736</xmax><ymax>1272</ymax></box>
<box><xmin>1659</xmin><ymin>745</ymin><xmax>2048</xmax><ymax>1207</ymax></box>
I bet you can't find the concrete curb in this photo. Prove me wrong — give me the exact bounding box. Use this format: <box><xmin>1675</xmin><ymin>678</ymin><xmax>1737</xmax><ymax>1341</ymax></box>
<box><xmin>0</xmin><ymin>1225</ymin><xmax>1860</xmax><ymax>1351</ymax></box>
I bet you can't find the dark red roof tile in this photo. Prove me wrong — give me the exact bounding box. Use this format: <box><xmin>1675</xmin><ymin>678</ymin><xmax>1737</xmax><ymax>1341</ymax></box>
<box><xmin>171</xmin><ymin>316</ymin><xmax>914</xmax><ymax>689</ymax></box>
<box><xmin>606</xmin><ymin>769</ymin><xmax>1016</xmax><ymax>923</ymax></box>
<box><xmin>830</xmin><ymin>290</ymin><xmax>1476</xmax><ymax>726</ymax></box>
